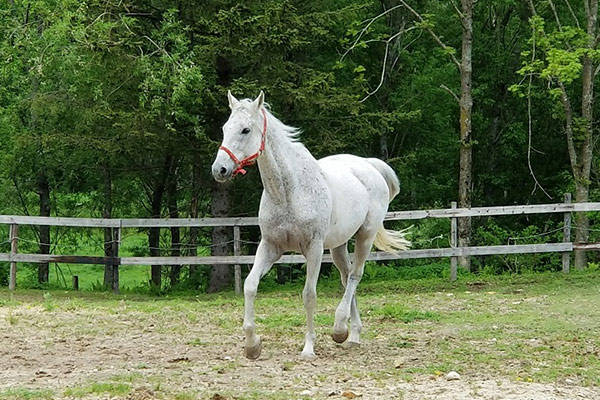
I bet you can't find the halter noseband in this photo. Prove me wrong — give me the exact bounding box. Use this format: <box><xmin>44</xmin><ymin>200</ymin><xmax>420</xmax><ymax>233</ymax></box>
<box><xmin>219</xmin><ymin>108</ymin><xmax>268</xmax><ymax>176</ymax></box>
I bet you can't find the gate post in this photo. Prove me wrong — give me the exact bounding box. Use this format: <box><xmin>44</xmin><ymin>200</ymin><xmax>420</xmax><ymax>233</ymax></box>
<box><xmin>233</xmin><ymin>226</ymin><xmax>241</xmax><ymax>295</ymax></box>
<box><xmin>450</xmin><ymin>202</ymin><xmax>458</xmax><ymax>281</ymax></box>
<box><xmin>112</xmin><ymin>226</ymin><xmax>121</xmax><ymax>294</ymax></box>
<box><xmin>562</xmin><ymin>193</ymin><xmax>572</xmax><ymax>273</ymax></box>
<box><xmin>9</xmin><ymin>224</ymin><xmax>19</xmax><ymax>290</ymax></box>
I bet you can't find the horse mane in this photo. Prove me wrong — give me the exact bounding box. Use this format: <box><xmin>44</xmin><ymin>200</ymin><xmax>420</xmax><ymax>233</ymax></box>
<box><xmin>238</xmin><ymin>99</ymin><xmax>302</xmax><ymax>143</ymax></box>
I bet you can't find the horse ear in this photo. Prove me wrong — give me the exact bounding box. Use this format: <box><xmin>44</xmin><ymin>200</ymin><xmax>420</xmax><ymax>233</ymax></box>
<box><xmin>228</xmin><ymin>90</ymin><xmax>240</xmax><ymax>110</ymax></box>
<box><xmin>253</xmin><ymin>90</ymin><xmax>264</xmax><ymax>110</ymax></box>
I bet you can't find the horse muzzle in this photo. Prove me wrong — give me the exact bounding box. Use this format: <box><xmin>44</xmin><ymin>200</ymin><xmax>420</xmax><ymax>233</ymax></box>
<box><xmin>212</xmin><ymin>159</ymin><xmax>234</xmax><ymax>182</ymax></box>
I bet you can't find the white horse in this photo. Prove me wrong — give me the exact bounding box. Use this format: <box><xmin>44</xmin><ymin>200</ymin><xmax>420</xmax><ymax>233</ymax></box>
<box><xmin>211</xmin><ymin>91</ymin><xmax>409</xmax><ymax>361</ymax></box>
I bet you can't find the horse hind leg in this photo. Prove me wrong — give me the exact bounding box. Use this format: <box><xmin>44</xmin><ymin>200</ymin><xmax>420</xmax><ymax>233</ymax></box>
<box><xmin>331</xmin><ymin>243</ymin><xmax>363</xmax><ymax>346</ymax></box>
<box><xmin>333</xmin><ymin>232</ymin><xmax>374</xmax><ymax>346</ymax></box>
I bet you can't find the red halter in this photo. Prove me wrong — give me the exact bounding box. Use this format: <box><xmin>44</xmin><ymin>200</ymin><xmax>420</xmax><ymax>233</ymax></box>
<box><xmin>219</xmin><ymin>108</ymin><xmax>268</xmax><ymax>176</ymax></box>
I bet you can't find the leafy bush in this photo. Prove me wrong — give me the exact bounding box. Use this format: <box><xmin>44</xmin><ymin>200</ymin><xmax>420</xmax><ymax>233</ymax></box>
<box><xmin>0</xmin><ymin>263</ymin><xmax>8</xmax><ymax>286</ymax></box>
<box><xmin>472</xmin><ymin>218</ymin><xmax>563</xmax><ymax>274</ymax></box>
<box><xmin>363</xmin><ymin>261</ymin><xmax>450</xmax><ymax>281</ymax></box>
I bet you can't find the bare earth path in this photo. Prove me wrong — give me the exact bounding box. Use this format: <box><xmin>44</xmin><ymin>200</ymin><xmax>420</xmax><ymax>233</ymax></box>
<box><xmin>1</xmin><ymin>273</ymin><xmax>599</xmax><ymax>399</ymax></box>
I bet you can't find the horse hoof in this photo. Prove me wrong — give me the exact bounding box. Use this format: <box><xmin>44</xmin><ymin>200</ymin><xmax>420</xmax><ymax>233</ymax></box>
<box><xmin>299</xmin><ymin>352</ymin><xmax>317</xmax><ymax>362</ymax></box>
<box><xmin>245</xmin><ymin>339</ymin><xmax>262</xmax><ymax>360</ymax></box>
<box><xmin>332</xmin><ymin>330</ymin><xmax>349</xmax><ymax>344</ymax></box>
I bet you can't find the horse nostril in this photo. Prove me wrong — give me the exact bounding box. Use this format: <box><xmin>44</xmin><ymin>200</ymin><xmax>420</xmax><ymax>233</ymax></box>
<box><xmin>220</xmin><ymin>167</ymin><xmax>228</xmax><ymax>175</ymax></box>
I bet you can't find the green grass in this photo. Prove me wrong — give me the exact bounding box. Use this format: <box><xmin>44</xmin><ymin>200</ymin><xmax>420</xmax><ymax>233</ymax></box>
<box><xmin>63</xmin><ymin>383</ymin><xmax>131</xmax><ymax>398</ymax></box>
<box><xmin>173</xmin><ymin>393</ymin><xmax>197</xmax><ymax>400</ymax></box>
<box><xmin>0</xmin><ymin>389</ymin><xmax>53</xmax><ymax>400</ymax></box>
<box><xmin>370</xmin><ymin>302</ymin><xmax>440</xmax><ymax>322</ymax></box>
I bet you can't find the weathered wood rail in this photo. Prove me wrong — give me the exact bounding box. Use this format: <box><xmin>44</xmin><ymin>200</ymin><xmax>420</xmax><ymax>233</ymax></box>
<box><xmin>2</xmin><ymin>195</ymin><xmax>596</xmax><ymax>293</ymax></box>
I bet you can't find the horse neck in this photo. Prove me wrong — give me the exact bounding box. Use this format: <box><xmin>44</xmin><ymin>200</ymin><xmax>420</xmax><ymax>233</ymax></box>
<box><xmin>257</xmin><ymin>121</ymin><xmax>313</xmax><ymax>205</ymax></box>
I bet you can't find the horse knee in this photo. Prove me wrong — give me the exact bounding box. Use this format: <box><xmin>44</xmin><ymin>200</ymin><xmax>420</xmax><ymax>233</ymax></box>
<box><xmin>303</xmin><ymin>287</ymin><xmax>316</xmax><ymax>300</ymax></box>
<box><xmin>302</xmin><ymin>287</ymin><xmax>316</xmax><ymax>305</ymax></box>
<box><xmin>244</xmin><ymin>281</ymin><xmax>258</xmax><ymax>299</ymax></box>
<box><xmin>349</xmin><ymin>272</ymin><xmax>363</xmax><ymax>284</ymax></box>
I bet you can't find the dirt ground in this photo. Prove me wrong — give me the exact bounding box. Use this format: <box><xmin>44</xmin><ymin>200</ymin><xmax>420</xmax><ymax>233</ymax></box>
<box><xmin>1</xmin><ymin>292</ymin><xmax>599</xmax><ymax>400</ymax></box>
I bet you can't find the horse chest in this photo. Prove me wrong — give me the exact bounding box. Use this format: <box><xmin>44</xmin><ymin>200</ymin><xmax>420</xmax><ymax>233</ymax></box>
<box><xmin>259</xmin><ymin>199</ymin><xmax>330</xmax><ymax>251</ymax></box>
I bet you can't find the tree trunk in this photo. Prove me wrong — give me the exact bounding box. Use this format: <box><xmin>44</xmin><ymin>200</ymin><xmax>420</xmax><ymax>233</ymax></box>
<box><xmin>167</xmin><ymin>170</ymin><xmax>181</xmax><ymax>286</ymax></box>
<box><xmin>37</xmin><ymin>172</ymin><xmax>50</xmax><ymax>283</ymax></box>
<box><xmin>207</xmin><ymin>54</ymin><xmax>234</xmax><ymax>293</ymax></box>
<box><xmin>149</xmin><ymin>225</ymin><xmax>161</xmax><ymax>288</ymax></box>
<box><xmin>148</xmin><ymin>155</ymin><xmax>172</xmax><ymax>289</ymax></box>
<box><xmin>189</xmin><ymin>164</ymin><xmax>200</xmax><ymax>279</ymax></box>
<box><xmin>103</xmin><ymin>167</ymin><xmax>115</xmax><ymax>288</ymax></box>
<box><xmin>573</xmin><ymin>0</ymin><xmax>598</xmax><ymax>270</ymax></box>
<box><xmin>149</xmin><ymin>214</ymin><xmax>162</xmax><ymax>288</ymax></box>
<box><xmin>574</xmin><ymin>180</ymin><xmax>590</xmax><ymax>269</ymax></box>
<box><xmin>29</xmin><ymin>55</ymin><xmax>50</xmax><ymax>283</ymax></box>
<box><xmin>458</xmin><ymin>0</ymin><xmax>474</xmax><ymax>271</ymax></box>
<box><xmin>563</xmin><ymin>0</ymin><xmax>598</xmax><ymax>270</ymax></box>
<box><xmin>208</xmin><ymin>180</ymin><xmax>232</xmax><ymax>293</ymax></box>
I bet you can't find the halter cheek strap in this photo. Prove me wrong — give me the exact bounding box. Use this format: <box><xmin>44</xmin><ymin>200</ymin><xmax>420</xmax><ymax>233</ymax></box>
<box><xmin>219</xmin><ymin>108</ymin><xmax>268</xmax><ymax>176</ymax></box>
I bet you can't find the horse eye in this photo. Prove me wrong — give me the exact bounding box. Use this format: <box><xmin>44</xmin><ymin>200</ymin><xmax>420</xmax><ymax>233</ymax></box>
<box><xmin>241</xmin><ymin>128</ymin><xmax>251</xmax><ymax>135</ymax></box>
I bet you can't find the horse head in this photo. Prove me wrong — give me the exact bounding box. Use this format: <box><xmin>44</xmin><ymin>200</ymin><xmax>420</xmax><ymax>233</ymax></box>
<box><xmin>212</xmin><ymin>91</ymin><xmax>266</xmax><ymax>182</ymax></box>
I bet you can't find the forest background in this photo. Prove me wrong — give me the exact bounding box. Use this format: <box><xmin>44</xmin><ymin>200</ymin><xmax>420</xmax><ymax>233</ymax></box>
<box><xmin>1</xmin><ymin>0</ymin><xmax>599</xmax><ymax>293</ymax></box>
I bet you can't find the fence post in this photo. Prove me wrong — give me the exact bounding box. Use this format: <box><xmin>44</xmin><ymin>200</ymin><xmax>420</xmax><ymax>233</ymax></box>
<box><xmin>112</xmin><ymin>227</ymin><xmax>120</xmax><ymax>294</ymax></box>
<box><xmin>563</xmin><ymin>193</ymin><xmax>572</xmax><ymax>274</ymax></box>
<box><xmin>233</xmin><ymin>225</ymin><xmax>242</xmax><ymax>296</ymax></box>
<box><xmin>9</xmin><ymin>224</ymin><xmax>19</xmax><ymax>290</ymax></box>
<box><xmin>450</xmin><ymin>202</ymin><xmax>458</xmax><ymax>282</ymax></box>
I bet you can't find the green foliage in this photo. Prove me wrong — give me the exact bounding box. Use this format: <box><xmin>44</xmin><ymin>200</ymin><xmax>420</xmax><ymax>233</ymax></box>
<box><xmin>363</xmin><ymin>261</ymin><xmax>452</xmax><ymax>282</ymax></box>
<box><xmin>0</xmin><ymin>263</ymin><xmax>7</xmax><ymax>286</ymax></box>
<box><xmin>0</xmin><ymin>0</ymin><xmax>599</xmax><ymax>293</ymax></box>
<box><xmin>472</xmin><ymin>218</ymin><xmax>563</xmax><ymax>274</ymax></box>
<box><xmin>523</xmin><ymin>16</ymin><xmax>591</xmax><ymax>85</ymax></box>
<box><xmin>42</xmin><ymin>291</ymin><xmax>55</xmax><ymax>311</ymax></box>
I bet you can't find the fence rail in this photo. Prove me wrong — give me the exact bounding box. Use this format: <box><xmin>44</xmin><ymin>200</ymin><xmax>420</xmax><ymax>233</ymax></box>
<box><xmin>386</xmin><ymin>201</ymin><xmax>600</xmax><ymax>220</ymax></box>
<box><xmin>0</xmin><ymin>215</ymin><xmax>259</xmax><ymax>228</ymax></box>
<box><xmin>0</xmin><ymin>243</ymin><xmax>577</xmax><ymax>266</ymax></box>
<box><xmin>1</xmin><ymin>195</ymin><xmax>596</xmax><ymax>293</ymax></box>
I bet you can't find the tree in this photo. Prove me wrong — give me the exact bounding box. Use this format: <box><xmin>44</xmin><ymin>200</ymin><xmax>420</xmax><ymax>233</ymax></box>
<box><xmin>515</xmin><ymin>0</ymin><xmax>599</xmax><ymax>269</ymax></box>
<box><xmin>457</xmin><ymin>0</ymin><xmax>474</xmax><ymax>271</ymax></box>
<box><xmin>349</xmin><ymin>0</ymin><xmax>475</xmax><ymax>270</ymax></box>
<box><xmin>0</xmin><ymin>0</ymin><xmax>85</xmax><ymax>283</ymax></box>
<box><xmin>188</xmin><ymin>0</ymin><xmax>377</xmax><ymax>291</ymax></box>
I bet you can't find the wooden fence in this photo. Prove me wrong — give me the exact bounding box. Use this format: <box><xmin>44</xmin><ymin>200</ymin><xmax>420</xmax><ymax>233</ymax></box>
<box><xmin>2</xmin><ymin>194</ymin><xmax>599</xmax><ymax>293</ymax></box>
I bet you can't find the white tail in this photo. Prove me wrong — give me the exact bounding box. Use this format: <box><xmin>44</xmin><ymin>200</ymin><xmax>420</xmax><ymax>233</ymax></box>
<box><xmin>373</xmin><ymin>226</ymin><xmax>411</xmax><ymax>253</ymax></box>
<box><xmin>366</xmin><ymin>158</ymin><xmax>411</xmax><ymax>253</ymax></box>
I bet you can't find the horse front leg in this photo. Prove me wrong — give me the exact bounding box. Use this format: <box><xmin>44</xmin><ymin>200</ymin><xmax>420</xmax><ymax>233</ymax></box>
<box><xmin>243</xmin><ymin>240</ymin><xmax>281</xmax><ymax>360</ymax></box>
<box><xmin>300</xmin><ymin>241</ymin><xmax>324</xmax><ymax>361</ymax></box>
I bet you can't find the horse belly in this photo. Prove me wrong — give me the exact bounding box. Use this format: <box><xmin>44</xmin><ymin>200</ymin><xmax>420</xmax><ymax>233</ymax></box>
<box><xmin>258</xmin><ymin>190</ymin><xmax>332</xmax><ymax>253</ymax></box>
<box><xmin>259</xmin><ymin>220</ymin><xmax>306</xmax><ymax>252</ymax></box>
<box><xmin>322</xmin><ymin>171</ymin><xmax>370</xmax><ymax>249</ymax></box>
